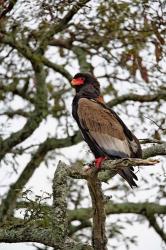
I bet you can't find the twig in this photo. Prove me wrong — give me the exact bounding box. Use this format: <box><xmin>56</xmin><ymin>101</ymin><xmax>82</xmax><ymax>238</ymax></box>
<box><xmin>146</xmin><ymin>214</ymin><xmax>166</xmax><ymax>243</ymax></box>
<box><xmin>143</xmin><ymin>115</ymin><xmax>166</xmax><ymax>131</ymax></box>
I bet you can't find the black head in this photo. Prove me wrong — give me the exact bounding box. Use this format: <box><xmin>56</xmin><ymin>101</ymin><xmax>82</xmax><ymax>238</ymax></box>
<box><xmin>71</xmin><ymin>72</ymin><xmax>100</xmax><ymax>98</ymax></box>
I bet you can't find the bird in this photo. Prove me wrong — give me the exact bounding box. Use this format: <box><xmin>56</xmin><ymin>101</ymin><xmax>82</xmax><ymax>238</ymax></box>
<box><xmin>71</xmin><ymin>72</ymin><xmax>142</xmax><ymax>188</ymax></box>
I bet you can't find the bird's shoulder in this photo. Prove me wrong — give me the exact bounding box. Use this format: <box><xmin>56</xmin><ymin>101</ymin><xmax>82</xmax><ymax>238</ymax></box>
<box><xmin>78</xmin><ymin>97</ymin><xmax>119</xmax><ymax>122</ymax></box>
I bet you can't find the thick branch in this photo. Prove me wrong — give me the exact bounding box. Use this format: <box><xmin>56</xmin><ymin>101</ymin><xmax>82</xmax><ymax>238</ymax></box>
<box><xmin>101</xmin><ymin>158</ymin><xmax>159</xmax><ymax>170</ymax></box>
<box><xmin>68</xmin><ymin>158</ymin><xmax>159</xmax><ymax>183</ymax></box>
<box><xmin>0</xmin><ymin>225</ymin><xmax>92</xmax><ymax>250</ymax></box>
<box><xmin>143</xmin><ymin>142</ymin><xmax>166</xmax><ymax>159</ymax></box>
<box><xmin>15</xmin><ymin>200</ymin><xmax>166</xmax><ymax>244</ymax></box>
<box><xmin>52</xmin><ymin>161</ymin><xmax>68</xmax><ymax>249</ymax></box>
<box><xmin>87</xmin><ymin>170</ymin><xmax>107</xmax><ymax>250</ymax></box>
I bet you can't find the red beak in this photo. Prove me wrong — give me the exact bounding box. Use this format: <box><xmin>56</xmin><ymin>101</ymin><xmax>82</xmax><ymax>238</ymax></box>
<box><xmin>71</xmin><ymin>78</ymin><xmax>84</xmax><ymax>85</ymax></box>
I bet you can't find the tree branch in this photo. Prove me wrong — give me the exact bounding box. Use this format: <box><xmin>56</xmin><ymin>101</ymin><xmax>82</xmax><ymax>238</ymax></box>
<box><xmin>87</xmin><ymin>170</ymin><xmax>107</xmax><ymax>250</ymax></box>
<box><xmin>67</xmin><ymin>158</ymin><xmax>159</xmax><ymax>183</ymax></box>
<box><xmin>143</xmin><ymin>142</ymin><xmax>166</xmax><ymax>159</ymax></box>
<box><xmin>0</xmin><ymin>160</ymin><xmax>93</xmax><ymax>249</ymax></box>
<box><xmin>16</xmin><ymin>201</ymin><xmax>166</xmax><ymax>221</ymax></box>
<box><xmin>41</xmin><ymin>56</ymin><xmax>72</xmax><ymax>81</ymax></box>
<box><xmin>52</xmin><ymin>161</ymin><xmax>68</xmax><ymax>249</ymax></box>
<box><xmin>68</xmin><ymin>202</ymin><xmax>166</xmax><ymax>221</ymax></box>
<box><xmin>0</xmin><ymin>62</ymin><xmax>48</xmax><ymax>160</ymax></box>
<box><xmin>0</xmin><ymin>225</ymin><xmax>92</xmax><ymax>249</ymax></box>
<box><xmin>108</xmin><ymin>91</ymin><xmax>166</xmax><ymax>107</ymax></box>
<box><xmin>0</xmin><ymin>34</ymin><xmax>73</xmax><ymax>81</ymax></box>
<box><xmin>15</xmin><ymin>200</ymin><xmax>166</xmax><ymax>243</ymax></box>
<box><xmin>73</xmin><ymin>46</ymin><xmax>93</xmax><ymax>72</ymax></box>
<box><xmin>146</xmin><ymin>214</ymin><xmax>166</xmax><ymax>243</ymax></box>
<box><xmin>0</xmin><ymin>132</ymin><xmax>81</xmax><ymax>223</ymax></box>
<box><xmin>0</xmin><ymin>0</ymin><xmax>17</xmax><ymax>19</ymax></box>
<box><xmin>38</xmin><ymin>0</ymin><xmax>90</xmax><ymax>51</ymax></box>
<box><xmin>0</xmin><ymin>109</ymin><xmax>30</xmax><ymax>118</ymax></box>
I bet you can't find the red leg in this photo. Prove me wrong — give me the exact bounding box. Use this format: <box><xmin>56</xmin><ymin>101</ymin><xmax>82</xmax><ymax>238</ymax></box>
<box><xmin>95</xmin><ymin>156</ymin><xmax>107</xmax><ymax>169</ymax></box>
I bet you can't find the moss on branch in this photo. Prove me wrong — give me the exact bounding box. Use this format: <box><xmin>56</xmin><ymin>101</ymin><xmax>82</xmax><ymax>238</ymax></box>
<box><xmin>52</xmin><ymin>161</ymin><xmax>68</xmax><ymax>248</ymax></box>
<box><xmin>0</xmin><ymin>225</ymin><xmax>92</xmax><ymax>249</ymax></box>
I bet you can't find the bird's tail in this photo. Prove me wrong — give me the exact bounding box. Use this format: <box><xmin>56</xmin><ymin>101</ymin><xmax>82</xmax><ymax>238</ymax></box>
<box><xmin>118</xmin><ymin>167</ymin><xmax>138</xmax><ymax>188</ymax></box>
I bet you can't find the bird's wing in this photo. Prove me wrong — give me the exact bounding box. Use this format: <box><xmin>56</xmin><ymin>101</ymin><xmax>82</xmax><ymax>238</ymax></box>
<box><xmin>77</xmin><ymin>98</ymin><xmax>131</xmax><ymax>158</ymax></box>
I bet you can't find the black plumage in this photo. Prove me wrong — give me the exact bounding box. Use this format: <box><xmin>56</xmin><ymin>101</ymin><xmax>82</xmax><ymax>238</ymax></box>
<box><xmin>71</xmin><ymin>73</ymin><xmax>142</xmax><ymax>187</ymax></box>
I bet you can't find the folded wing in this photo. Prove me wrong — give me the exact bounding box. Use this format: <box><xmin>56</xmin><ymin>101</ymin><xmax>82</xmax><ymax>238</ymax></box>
<box><xmin>77</xmin><ymin>98</ymin><xmax>137</xmax><ymax>158</ymax></box>
<box><xmin>77</xmin><ymin>98</ymin><xmax>141</xmax><ymax>187</ymax></box>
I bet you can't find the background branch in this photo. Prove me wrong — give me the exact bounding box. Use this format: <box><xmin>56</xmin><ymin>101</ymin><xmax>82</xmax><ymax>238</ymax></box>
<box><xmin>146</xmin><ymin>214</ymin><xmax>166</xmax><ymax>244</ymax></box>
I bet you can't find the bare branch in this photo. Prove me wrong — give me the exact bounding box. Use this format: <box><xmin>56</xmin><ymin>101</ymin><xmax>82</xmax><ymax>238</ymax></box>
<box><xmin>42</xmin><ymin>56</ymin><xmax>72</xmax><ymax>81</ymax></box>
<box><xmin>38</xmin><ymin>0</ymin><xmax>91</xmax><ymax>51</ymax></box>
<box><xmin>87</xmin><ymin>170</ymin><xmax>107</xmax><ymax>250</ymax></box>
<box><xmin>0</xmin><ymin>110</ymin><xmax>30</xmax><ymax>118</ymax></box>
<box><xmin>108</xmin><ymin>91</ymin><xmax>166</xmax><ymax>107</ymax></box>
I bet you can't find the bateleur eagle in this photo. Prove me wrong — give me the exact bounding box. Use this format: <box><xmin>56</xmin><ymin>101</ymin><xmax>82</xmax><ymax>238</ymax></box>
<box><xmin>71</xmin><ymin>73</ymin><xmax>142</xmax><ymax>188</ymax></box>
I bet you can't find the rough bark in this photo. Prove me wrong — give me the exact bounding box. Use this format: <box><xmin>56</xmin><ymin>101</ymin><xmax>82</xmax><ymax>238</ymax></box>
<box><xmin>87</xmin><ymin>170</ymin><xmax>107</xmax><ymax>250</ymax></box>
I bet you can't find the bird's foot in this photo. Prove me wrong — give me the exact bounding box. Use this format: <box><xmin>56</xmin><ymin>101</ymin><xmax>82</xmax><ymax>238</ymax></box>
<box><xmin>94</xmin><ymin>156</ymin><xmax>107</xmax><ymax>169</ymax></box>
<box><xmin>83</xmin><ymin>156</ymin><xmax>107</xmax><ymax>172</ymax></box>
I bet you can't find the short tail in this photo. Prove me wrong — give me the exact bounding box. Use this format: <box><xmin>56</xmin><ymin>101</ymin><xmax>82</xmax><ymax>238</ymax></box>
<box><xmin>118</xmin><ymin>167</ymin><xmax>138</xmax><ymax>188</ymax></box>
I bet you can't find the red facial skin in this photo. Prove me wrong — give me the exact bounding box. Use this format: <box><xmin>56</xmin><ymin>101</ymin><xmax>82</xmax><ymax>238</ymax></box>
<box><xmin>71</xmin><ymin>77</ymin><xmax>85</xmax><ymax>85</ymax></box>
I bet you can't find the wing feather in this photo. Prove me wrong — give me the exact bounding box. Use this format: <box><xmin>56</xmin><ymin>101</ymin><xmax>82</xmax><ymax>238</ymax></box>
<box><xmin>78</xmin><ymin>98</ymin><xmax>131</xmax><ymax>158</ymax></box>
